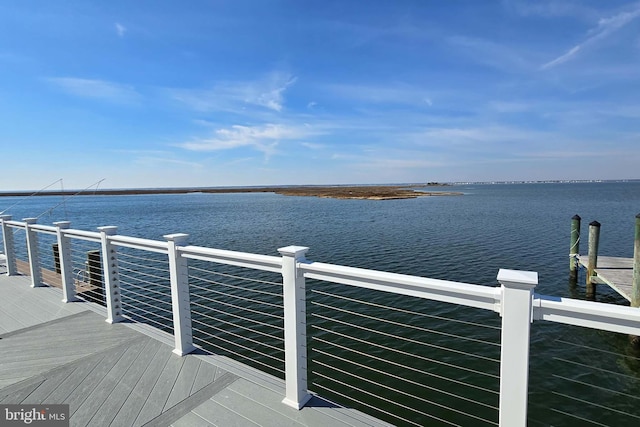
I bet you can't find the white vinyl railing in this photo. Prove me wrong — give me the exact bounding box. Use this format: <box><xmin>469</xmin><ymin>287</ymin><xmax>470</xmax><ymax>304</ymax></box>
<box><xmin>2</xmin><ymin>215</ymin><xmax>640</xmax><ymax>426</ymax></box>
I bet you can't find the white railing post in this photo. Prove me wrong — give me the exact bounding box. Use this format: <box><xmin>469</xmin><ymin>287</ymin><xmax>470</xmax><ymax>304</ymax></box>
<box><xmin>279</xmin><ymin>245</ymin><xmax>312</xmax><ymax>410</ymax></box>
<box><xmin>497</xmin><ymin>268</ymin><xmax>538</xmax><ymax>427</ymax></box>
<box><xmin>24</xmin><ymin>218</ymin><xmax>43</xmax><ymax>287</ymax></box>
<box><xmin>54</xmin><ymin>221</ymin><xmax>77</xmax><ymax>302</ymax></box>
<box><xmin>98</xmin><ymin>226</ymin><xmax>123</xmax><ymax>323</ymax></box>
<box><xmin>1</xmin><ymin>215</ymin><xmax>17</xmax><ymax>275</ymax></box>
<box><xmin>164</xmin><ymin>233</ymin><xmax>195</xmax><ymax>356</ymax></box>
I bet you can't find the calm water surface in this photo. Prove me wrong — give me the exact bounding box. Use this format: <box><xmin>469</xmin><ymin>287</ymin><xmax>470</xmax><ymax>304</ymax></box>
<box><xmin>2</xmin><ymin>182</ymin><xmax>640</xmax><ymax>426</ymax></box>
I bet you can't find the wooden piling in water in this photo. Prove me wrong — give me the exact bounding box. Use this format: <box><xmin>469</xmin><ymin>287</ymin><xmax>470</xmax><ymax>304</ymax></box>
<box><xmin>586</xmin><ymin>221</ymin><xmax>601</xmax><ymax>299</ymax></box>
<box><xmin>86</xmin><ymin>250</ymin><xmax>104</xmax><ymax>304</ymax></box>
<box><xmin>52</xmin><ymin>243</ymin><xmax>61</xmax><ymax>274</ymax></box>
<box><xmin>569</xmin><ymin>215</ymin><xmax>581</xmax><ymax>284</ymax></box>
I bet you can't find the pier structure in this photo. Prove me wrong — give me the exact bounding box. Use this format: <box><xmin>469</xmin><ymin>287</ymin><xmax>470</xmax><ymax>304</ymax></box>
<box><xmin>2</xmin><ymin>216</ymin><xmax>640</xmax><ymax>426</ymax></box>
<box><xmin>570</xmin><ymin>214</ymin><xmax>640</xmax><ymax>306</ymax></box>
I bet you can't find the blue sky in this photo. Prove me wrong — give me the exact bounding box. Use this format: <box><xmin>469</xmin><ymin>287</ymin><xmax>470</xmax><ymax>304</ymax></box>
<box><xmin>1</xmin><ymin>1</ymin><xmax>639</xmax><ymax>190</ymax></box>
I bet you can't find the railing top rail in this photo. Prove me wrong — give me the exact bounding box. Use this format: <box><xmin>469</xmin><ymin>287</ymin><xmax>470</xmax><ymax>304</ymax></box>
<box><xmin>3</xmin><ymin>220</ymin><xmax>25</xmax><ymax>229</ymax></box>
<box><xmin>30</xmin><ymin>224</ymin><xmax>57</xmax><ymax>235</ymax></box>
<box><xmin>62</xmin><ymin>229</ymin><xmax>101</xmax><ymax>242</ymax></box>
<box><xmin>108</xmin><ymin>235</ymin><xmax>169</xmax><ymax>254</ymax></box>
<box><xmin>299</xmin><ymin>261</ymin><xmax>501</xmax><ymax>312</ymax></box>
<box><xmin>180</xmin><ymin>245</ymin><xmax>282</xmax><ymax>273</ymax></box>
<box><xmin>535</xmin><ymin>294</ymin><xmax>640</xmax><ymax>335</ymax></box>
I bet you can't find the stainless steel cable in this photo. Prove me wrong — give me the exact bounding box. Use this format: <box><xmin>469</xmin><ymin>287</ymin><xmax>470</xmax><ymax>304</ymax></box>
<box><xmin>554</xmin><ymin>357</ymin><xmax>640</xmax><ymax>381</ymax></box>
<box><xmin>312</xmin><ymin>312</ymin><xmax>500</xmax><ymax>365</ymax></box>
<box><xmin>552</xmin><ymin>391</ymin><xmax>640</xmax><ymax>420</ymax></box>
<box><xmin>312</xmin><ymin>288</ymin><xmax>501</xmax><ymax>330</ymax></box>
<box><xmin>191</xmin><ymin>317</ymin><xmax>284</xmax><ymax>354</ymax></box>
<box><xmin>189</xmin><ymin>272</ymin><xmax>282</xmax><ymax>298</ymax></box>
<box><xmin>189</xmin><ymin>264</ymin><xmax>281</xmax><ymax>287</ymax></box>
<box><xmin>188</xmin><ymin>290</ymin><xmax>283</xmax><ymax>320</ymax></box>
<box><xmin>312</xmin><ymin>335</ymin><xmax>499</xmax><ymax>394</ymax></box>
<box><xmin>312</xmin><ymin>300</ymin><xmax>500</xmax><ymax>347</ymax></box>
<box><xmin>117</xmin><ymin>282</ymin><xmax>172</xmax><ymax>309</ymax></box>
<box><xmin>313</xmin><ymin>358</ymin><xmax>497</xmax><ymax>425</ymax></box>
<box><xmin>549</xmin><ymin>408</ymin><xmax>609</xmax><ymax>427</ymax></box>
<box><xmin>117</xmin><ymin>250</ymin><xmax>168</xmax><ymax>265</ymax></box>
<box><xmin>118</xmin><ymin>256</ymin><xmax>169</xmax><ymax>273</ymax></box>
<box><xmin>190</xmin><ymin>300</ymin><xmax>283</xmax><ymax>337</ymax></box>
<box><xmin>190</xmin><ymin>309</ymin><xmax>283</xmax><ymax>343</ymax></box>
<box><xmin>118</xmin><ymin>266</ymin><xmax>170</xmax><ymax>284</ymax></box>
<box><xmin>556</xmin><ymin>339</ymin><xmax>640</xmax><ymax>361</ymax></box>
<box><xmin>188</xmin><ymin>283</ymin><xmax>283</xmax><ymax>312</ymax></box>
<box><xmin>119</xmin><ymin>271</ymin><xmax>170</xmax><ymax>290</ymax></box>
<box><xmin>312</xmin><ymin>371</ymin><xmax>461</xmax><ymax>427</ymax></box>
<box><xmin>312</xmin><ymin>347</ymin><xmax>497</xmax><ymax>410</ymax></box>
<box><xmin>553</xmin><ymin>374</ymin><xmax>640</xmax><ymax>401</ymax></box>
<box><xmin>191</xmin><ymin>326</ymin><xmax>285</xmax><ymax>370</ymax></box>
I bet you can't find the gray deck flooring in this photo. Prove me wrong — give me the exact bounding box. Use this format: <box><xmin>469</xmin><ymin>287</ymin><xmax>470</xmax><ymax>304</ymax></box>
<box><xmin>0</xmin><ymin>273</ymin><xmax>391</xmax><ymax>427</ymax></box>
<box><xmin>577</xmin><ymin>255</ymin><xmax>635</xmax><ymax>302</ymax></box>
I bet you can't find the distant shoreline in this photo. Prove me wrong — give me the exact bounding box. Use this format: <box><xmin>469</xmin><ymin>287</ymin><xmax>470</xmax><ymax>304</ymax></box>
<box><xmin>0</xmin><ymin>184</ymin><xmax>462</xmax><ymax>201</ymax></box>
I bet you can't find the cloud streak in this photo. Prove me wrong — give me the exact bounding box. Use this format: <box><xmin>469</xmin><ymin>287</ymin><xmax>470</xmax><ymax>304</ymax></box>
<box><xmin>46</xmin><ymin>77</ymin><xmax>140</xmax><ymax>103</ymax></box>
<box><xmin>176</xmin><ymin>123</ymin><xmax>312</xmax><ymax>160</ymax></box>
<box><xmin>115</xmin><ymin>23</ymin><xmax>126</xmax><ymax>37</ymax></box>
<box><xmin>170</xmin><ymin>72</ymin><xmax>296</xmax><ymax>113</ymax></box>
<box><xmin>541</xmin><ymin>4</ymin><xmax>640</xmax><ymax>69</ymax></box>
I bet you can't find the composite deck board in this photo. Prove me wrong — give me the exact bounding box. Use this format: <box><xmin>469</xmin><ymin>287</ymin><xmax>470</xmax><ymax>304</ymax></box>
<box><xmin>171</xmin><ymin>411</ymin><xmax>214</xmax><ymax>427</ymax></box>
<box><xmin>192</xmin><ymin>360</ymin><xmax>218</xmax><ymax>393</ymax></box>
<box><xmin>43</xmin><ymin>352</ymin><xmax>110</xmax><ymax>405</ymax></box>
<box><xmin>211</xmin><ymin>386</ymin><xmax>306</xmax><ymax>427</ymax></box>
<box><xmin>164</xmin><ymin>355</ymin><xmax>205</xmax><ymax>410</ymax></box>
<box><xmin>193</xmin><ymin>399</ymin><xmax>261</xmax><ymax>427</ymax></box>
<box><xmin>86</xmin><ymin>339</ymin><xmax>161</xmax><ymax>426</ymax></box>
<box><xmin>0</xmin><ymin>273</ymin><xmax>391</xmax><ymax>426</ymax></box>
<box><xmin>71</xmin><ymin>338</ymin><xmax>153</xmax><ymax>425</ymax></box>
<box><xmin>224</xmin><ymin>379</ymin><xmax>389</xmax><ymax>427</ymax></box>
<box><xmin>133</xmin><ymin>347</ymin><xmax>186</xmax><ymax>425</ymax></box>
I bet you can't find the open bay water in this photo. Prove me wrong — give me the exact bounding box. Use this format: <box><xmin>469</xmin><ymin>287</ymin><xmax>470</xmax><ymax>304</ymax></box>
<box><xmin>2</xmin><ymin>181</ymin><xmax>640</xmax><ymax>426</ymax></box>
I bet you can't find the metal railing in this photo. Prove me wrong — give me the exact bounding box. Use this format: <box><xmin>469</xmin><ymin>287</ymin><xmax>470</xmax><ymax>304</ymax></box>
<box><xmin>2</xmin><ymin>215</ymin><xmax>640</xmax><ymax>427</ymax></box>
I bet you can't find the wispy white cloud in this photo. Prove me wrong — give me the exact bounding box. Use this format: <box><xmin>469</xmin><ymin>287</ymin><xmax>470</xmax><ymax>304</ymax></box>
<box><xmin>46</xmin><ymin>77</ymin><xmax>140</xmax><ymax>103</ymax></box>
<box><xmin>169</xmin><ymin>72</ymin><xmax>296</xmax><ymax>113</ymax></box>
<box><xmin>541</xmin><ymin>4</ymin><xmax>640</xmax><ymax>69</ymax></box>
<box><xmin>115</xmin><ymin>23</ymin><xmax>126</xmax><ymax>37</ymax></box>
<box><xmin>301</xmin><ymin>142</ymin><xmax>325</xmax><ymax>150</ymax></box>
<box><xmin>135</xmin><ymin>156</ymin><xmax>203</xmax><ymax>168</ymax></box>
<box><xmin>176</xmin><ymin>123</ymin><xmax>312</xmax><ymax>160</ymax></box>
<box><xmin>541</xmin><ymin>45</ymin><xmax>581</xmax><ymax>69</ymax></box>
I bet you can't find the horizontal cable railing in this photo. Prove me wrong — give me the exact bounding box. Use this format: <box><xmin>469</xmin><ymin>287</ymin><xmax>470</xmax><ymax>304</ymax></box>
<box><xmin>117</xmin><ymin>247</ymin><xmax>173</xmax><ymax>334</ymax></box>
<box><xmin>36</xmin><ymin>228</ymin><xmax>59</xmax><ymax>288</ymax></box>
<box><xmin>528</xmin><ymin>325</ymin><xmax>640</xmax><ymax>426</ymax></box>
<box><xmin>69</xmin><ymin>238</ymin><xmax>105</xmax><ymax>304</ymax></box>
<box><xmin>11</xmin><ymin>228</ymin><xmax>29</xmax><ymax>276</ymax></box>
<box><xmin>188</xmin><ymin>259</ymin><xmax>285</xmax><ymax>379</ymax></box>
<box><xmin>3</xmin><ymin>216</ymin><xmax>640</xmax><ymax>427</ymax></box>
<box><xmin>308</xmin><ymin>280</ymin><xmax>501</xmax><ymax>427</ymax></box>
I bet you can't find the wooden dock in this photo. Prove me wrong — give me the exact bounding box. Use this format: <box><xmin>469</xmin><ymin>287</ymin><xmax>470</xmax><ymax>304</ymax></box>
<box><xmin>0</xmin><ymin>273</ymin><xmax>391</xmax><ymax>427</ymax></box>
<box><xmin>576</xmin><ymin>255</ymin><xmax>635</xmax><ymax>302</ymax></box>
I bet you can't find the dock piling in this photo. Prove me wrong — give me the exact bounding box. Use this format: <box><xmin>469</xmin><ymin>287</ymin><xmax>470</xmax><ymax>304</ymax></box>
<box><xmin>586</xmin><ymin>221</ymin><xmax>601</xmax><ymax>299</ymax></box>
<box><xmin>570</xmin><ymin>215</ymin><xmax>581</xmax><ymax>284</ymax></box>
